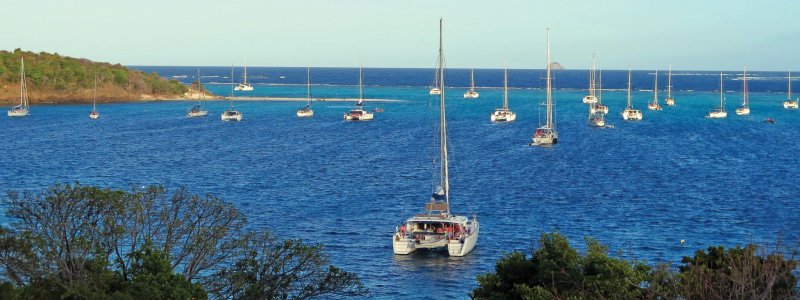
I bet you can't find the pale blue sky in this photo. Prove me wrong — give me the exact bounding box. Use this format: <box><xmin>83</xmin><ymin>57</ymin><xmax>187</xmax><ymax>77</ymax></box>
<box><xmin>4</xmin><ymin>0</ymin><xmax>799</xmax><ymax>70</ymax></box>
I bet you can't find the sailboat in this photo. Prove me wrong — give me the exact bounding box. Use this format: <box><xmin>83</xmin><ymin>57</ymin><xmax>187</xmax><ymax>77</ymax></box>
<box><xmin>187</xmin><ymin>68</ymin><xmax>209</xmax><ymax>118</ymax></box>
<box><xmin>707</xmin><ymin>72</ymin><xmax>727</xmax><ymax>118</ymax></box>
<box><xmin>735</xmin><ymin>67</ymin><xmax>750</xmax><ymax>115</ymax></box>
<box><xmin>393</xmin><ymin>18</ymin><xmax>479</xmax><ymax>257</ymax></box>
<box><xmin>784</xmin><ymin>71</ymin><xmax>798</xmax><ymax>109</ymax></box>
<box><xmin>89</xmin><ymin>76</ymin><xmax>100</xmax><ymax>119</ymax></box>
<box><xmin>221</xmin><ymin>66</ymin><xmax>243</xmax><ymax>121</ymax></box>
<box><xmin>233</xmin><ymin>58</ymin><xmax>254</xmax><ymax>91</ymax></box>
<box><xmin>582</xmin><ymin>55</ymin><xmax>598</xmax><ymax>104</ymax></box>
<box><xmin>343</xmin><ymin>63</ymin><xmax>374</xmax><ymax>121</ymax></box>
<box><xmin>530</xmin><ymin>28</ymin><xmax>558</xmax><ymax>146</ymax></box>
<box><xmin>8</xmin><ymin>58</ymin><xmax>30</xmax><ymax>117</ymax></box>
<box><xmin>588</xmin><ymin>68</ymin><xmax>605</xmax><ymax>127</ymax></box>
<box><xmin>490</xmin><ymin>66</ymin><xmax>516</xmax><ymax>122</ymax></box>
<box><xmin>593</xmin><ymin>68</ymin><xmax>608</xmax><ymax>114</ymax></box>
<box><xmin>621</xmin><ymin>66</ymin><xmax>643</xmax><ymax>121</ymax></box>
<box><xmin>665</xmin><ymin>65</ymin><xmax>676</xmax><ymax>106</ymax></box>
<box><xmin>296</xmin><ymin>67</ymin><xmax>314</xmax><ymax>118</ymax></box>
<box><xmin>463</xmin><ymin>67</ymin><xmax>479</xmax><ymax>99</ymax></box>
<box><xmin>647</xmin><ymin>70</ymin><xmax>663</xmax><ymax>110</ymax></box>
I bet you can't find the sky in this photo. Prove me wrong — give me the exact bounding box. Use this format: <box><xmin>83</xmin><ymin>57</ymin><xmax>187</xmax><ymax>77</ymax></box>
<box><xmin>4</xmin><ymin>0</ymin><xmax>800</xmax><ymax>71</ymax></box>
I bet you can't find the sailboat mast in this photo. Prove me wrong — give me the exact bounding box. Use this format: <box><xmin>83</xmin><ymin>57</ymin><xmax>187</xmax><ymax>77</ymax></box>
<box><xmin>93</xmin><ymin>75</ymin><xmax>97</xmax><ymax>110</ymax></box>
<box><xmin>197</xmin><ymin>68</ymin><xmax>203</xmax><ymax>103</ymax></box>
<box><xmin>230</xmin><ymin>65</ymin><xmax>234</xmax><ymax>109</ymax></box>
<box><xmin>470</xmin><ymin>67</ymin><xmax>475</xmax><ymax>90</ymax></box>
<box><xmin>589</xmin><ymin>54</ymin><xmax>596</xmax><ymax>97</ymax></box>
<box><xmin>243</xmin><ymin>57</ymin><xmax>247</xmax><ymax>84</ymax></box>
<box><xmin>743</xmin><ymin>66</ymin><xmax>748</xmax><ymax>106</ymax></box>
<box><xmin>359</xmin><ymin>62</ymin><xmax>363</xmax><ymax>101</ymax></box>
<box><xmin>667</xmin><ymin>65</ymin><xmax>672</xmax><ymax>98</ymax></box>
<box><xmin>653</xmin><ymin>70</ymin><xmax>658</xmax><ymax>104</ymax></box>
<box><xmin>719</xmin><ymin>72</ymin><xmax>724</xmax><ymax>108</ymax></box>
<box><xmin>307</xmin><ymin>66</ymin><xmax>311</xmax><ymax>104</ymax></box>
<box><xmin>438</xmin><ymin>18</ymin><xmax>450</xmax><ymax>209</ymax></box>
<box><xmin>503</xmin><ymin>66</ymin><xmax>508</xmax><ymax>109</ymax></box>
<box><xmin>598</xmin><ymin>69</ymin><xmax>603</xmax><ymax>103</ymax></box>
<box><xmin>545</xmin><ymin>28</ymin><xmax>553</xmax><ymax>128</ymax></box>
<box><xmin>627</xmin><ymin>65</ymin><xmax>632</xmax><ymax>108</ymax></box>
<box><xmin>20</xmin><ymin>58</ymin><xmax>26</xmax><ymax>107</ymax></box>
<box><xmin>789</xmin><ymin>71</ymin><xmax>793</xmax><ymax>99</ymax></box>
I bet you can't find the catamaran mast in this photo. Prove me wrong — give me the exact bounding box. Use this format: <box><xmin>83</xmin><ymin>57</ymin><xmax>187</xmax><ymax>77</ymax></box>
<box><xmin>789</xmin><ymin>71</ymin><xmax>793</xmax><ymax>100</ymax></box>
<box><xmin>243</xmin><ymin>57</ymin><xmax>248</xmax><ymax>85</ymax></box>
<box><xmin>93</xmin><ymin>75</ymin><xmax>97</xmax><ymax>110</ymax></box>
<box><xmin>545</xmin><ymin>28</ymin><xmax>553</xmax><ymax>128</ymax></box>
<box><xmin>438</xmin><ymin>18</ymin><xmax>450</xmax><ymax>211</ymax></box>
<box><xmin>307</xmin><ymin>66</ymin><xmax>311</xmax><ymax>105</ymax></box>
<box><xmin>470</xmin><ymin>67</ymin><xmax>475</xmax><ymax>90</ymax></box>
<box><xmin>667</xmin><ymin>65</ymin><xmax>672</xmax><ymax>99</ymax></box>
<box><xmin>719</xmin><ymin>72</ymin><xmax>724</xmax><ymax>108</ymax></box>
<box><xmin>627</xmin><ymin>65</ymin><xmax>632</xmax><ymax>108</ymax></box>
<box><xmin>653</xmin><ymin>70</ymin><xmax>658</xmax><ymax>104</ymax></box>
<box><xmin>743</xmin><ymin>67</ymin><xmax>748</xmax><ymax>106</ymax></box>
<box><xmin>503</xmin><ymin>66</ymin><xmax>508</xmax><ymax>109</ymax></box>
<box><xmin>598</xmin><ymin>69</ymin><xmax>603</xmax><ymax>104</ymax></box>
<box><xmin>589</xmin><ymin>54</ymin><xmax>596</xmax><ymax>97</ymax></box>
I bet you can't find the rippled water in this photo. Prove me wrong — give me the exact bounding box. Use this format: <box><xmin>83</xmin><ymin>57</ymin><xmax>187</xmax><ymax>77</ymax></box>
<box><xmin>1</xmin><ymin>83</ymin><xmax>799</xmax><ymax>298</ymax></box>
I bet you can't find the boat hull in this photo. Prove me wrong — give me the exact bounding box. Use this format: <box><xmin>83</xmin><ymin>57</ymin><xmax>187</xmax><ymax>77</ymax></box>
<box><xmin>187</xmin><ymin>111</ymin><xmax>209</xmax><ymax>118</ymax></box>
<box><xmin>707</xmin><ymin>111</ymin><xmax>728</xmax><ymax>118</ymax></box>
<box><xmin>647</xmin><ymin>103</ymin><xmax>662</xmax><ymax>111</ymax></box>
<box><xmin>784</xmin><ymin>101</ymin><xmax>798</xmax><ymax>109</ymax></box>
<box><xmin>234</xmin><ymin>84</ymin><xmax>253</xmax><ymax>91</ymax></box>
<box><xmin>735</xmin><ymin>107</ymin><xmax>750</xmax><ymax>115</ymax></box>
<box><xmin>221</xmin><ymin>111</ymin><xmax>243</xmax><ymax>121</ymax></box>
<box><xmin>296</xmin><ymin>110</ymin><xmax>314</xmax><ymax>118</ymax></box>
<box><xmin>429</xmin><ymin>88</ymin><xmax>441</xmax><ymax>95</ymax></box>
<box><xmin>621</xmin><ymin>109</ymin><xmax>643</xmax><ymax>121</ymax></box>
<box><xmin>665</xmin><ymin>98</ymin><xmax>675</xmax><ymax>106</ymax></box>
<box><xmin>490</xmin><ymin>111</ymin><xmax>516</xmax><ymax>122</ymax></box>
<box><xmin>463</xmin><ymin>90</ymin><xmax>479</xmax><ymax>99</ymax></box>
<box><xmin>448</xmin><ymin>220</ymin><xmax>479</xmax><ymax>257</ymax></box>
<box><xmin>7</xmin><ymin>109</ymin><xmax>29</xmax><ymax>117</ymax></box>
<box><xmin>393</xmin><ymin>216</ymin><xmax>478</xmax><ymax>257</ymax></box>
<box><xmin>343</xmin><ymin>111</ymin><xmax>374</xmax><ymax>121</ymax></box>
<box><xmin>588</xmin><ymin>118</ymin><xmax>605</xmax><ymax>127</ymax></box>
<box><xmin>590</xmin><ymin>105</ymin><xmax>608</xmax><ymax>114</ymax></box>
<box><xmin>89</xmin><ymin>111</ymin><xmax>100</xmax><ymax>120</ymax></box>
<box><xmin>582</xmin><ymin>95</ymin><xmax>597</xmax><ymax>104</ymax></box>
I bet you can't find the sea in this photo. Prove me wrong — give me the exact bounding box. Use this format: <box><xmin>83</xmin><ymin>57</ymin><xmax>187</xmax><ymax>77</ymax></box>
<box><xmin>1</xmin><ymin>66</ymin><xmax>799</xmax><ymax>299</ymax></box>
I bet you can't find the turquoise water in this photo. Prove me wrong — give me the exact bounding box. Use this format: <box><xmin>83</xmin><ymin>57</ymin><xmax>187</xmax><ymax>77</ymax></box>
<box><xmin>1</xmin><ymin>81</ymin><xmax>799</xmax><ymax>298</ymax></box>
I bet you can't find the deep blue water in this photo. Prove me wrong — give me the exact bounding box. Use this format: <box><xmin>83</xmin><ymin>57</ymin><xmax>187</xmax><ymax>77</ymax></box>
<box><xmin>1</xmin><ymin>67</ymin><xmax>799</xmax><ymax>299</ymax></box>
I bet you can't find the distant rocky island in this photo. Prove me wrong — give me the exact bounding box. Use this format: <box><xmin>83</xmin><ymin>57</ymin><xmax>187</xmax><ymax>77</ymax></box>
<box><xmin>0</xmin><ymin>49</ymin><xmax>201</xmax><ymax>104</ymax></box>
<box><xmin>549</xmin><ymin>62</ymin><xmax>565</xmax><ymax>70</ymax></box>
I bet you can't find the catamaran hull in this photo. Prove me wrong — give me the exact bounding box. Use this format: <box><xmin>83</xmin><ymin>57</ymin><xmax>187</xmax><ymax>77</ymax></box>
<box><xmin>707</xmin><ymin>111</ymin><xmax>727</xmax><ymax>118</ymax></box>
<box><xmin>448</xmin><ymin>223</ymin><xmax>479</xmax><ymax>257</ymax></box>
<box><xmin>429</xmin><ymin>88</ymin><xmax>441</xmax><ymax>95</ymax></box>
<box><xmin>621</xmin><ymin>110</ymin><xmax>643</xmax><ymax>121</ymax></box>
<box><xmin>784</xmin><ymin>101</ymin><xmax>798</xmax><ymax>109</ymax></box>
<box><xmin>735</xmin><ymin>107</ymin><xmax>750</xmax><ymax>115</ymax></box>
<box><xmin>343</xmin><ymin>113</ymin><xmax>374</xmax><ymax>121</ymax></box>
<box><xmin>296</xmin><ymin>110</ymin><xmax>314</xmax><ymax>118</ymax></box>
<box><xmin>221</xmin><ymin>113</ymin><xmax>243</xmax><ymax>121</ymax></box>
<box><xmin>490</xmin><ymin>112</ymin><xmax>516</xmax><ymax>122</ymax></box>
<box><xmin>187</xmin><ymin>111</ymin><xmax>209</xmax><ymax>118</ymax></box>
<box><xmin>464</xmin><ymin>91</ymin><xmax>479</xmax><ymax>99</ymax></box>
<box><xmin>590</xmin><ymin>106</ymin><xmax>608</xmax><ymax>114</ymax></box>
<box><xmin>582</xmin><ymin>95</ymin><xmax>597</xmax><ymax>104</ymax></box>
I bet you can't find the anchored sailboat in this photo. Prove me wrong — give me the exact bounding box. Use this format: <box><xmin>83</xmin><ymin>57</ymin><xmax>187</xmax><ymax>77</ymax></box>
<box><xmin>735</xmin><ymin>67</ymin><xmax>750</xmax><ymax>115</ymax></box>
<box><xmin>233</xmin><ymin>58</ymin><xmax>254</xmax><ymax>91</ymax></box>
<box><xmin>490</xmin><ymin>66</ymin><xmax>516</xmax><ymax>122</ymax></box>
<box><xmin>530</xmin><ymin>28</ymin><xmax>558</xmax><ymax>146</ymax></box>
<box><xmin>343</xmin><ymin>63</ymin><xmax>374</xmax><ymax>121</ymax></box>
<box><xmin>707</xmin><ymin>72</ymin><xmax>727</xmax><ymax>119</ymax></box>
<box><xmin>588</xmin><ymin>68</ymin><xmax>605</xmax><ymax>127</ymax></box>
<box><xmin>665</xmin><ymin>65</ymin><xmax>676</xmax><ymax>106</ymax></box>
<box><xmin>296</xmin><ymin>67</ymin><xmax>314</xmax><ymax>118</ymax></box>
<box><xmin>647</xmin><ymin>70</ymin><xmax>662</xmax><ymax>111</ymax></box>
<box><xmin>393</xmin><ymin>19</ymin><xmax>479</xmax><ymax>257</ymax></box>
<box><xmin>187</xmin><ymin>68</ymin><xmax>209</xmax><ymax>118</ymax></box>
<box><xmin>464</xmin><ymin>67</ymin><xmax>479</xmax><ymax>99</ymax></box>
<box><xmin>784</xmin><ymin>71</ymin><xmax>798</xmax><ymax>109</ymax></box>
<box><xmin>89</xmin><ymin>76</ymin><xmax>100</xmax><ymax>119</ymax></box>
<box><xmin>621</xmin><ymin>65</ymin><xmax>643</xmax><ymax>121</ymax></box>
<box><xmin>8</xmin><ymin>58</ymin><xmax>30</xmax><ymax>117</ymax></box>
<box><xmin>221</xmin><ymin>66</ymin><xmax>243</xmax><ymax>121</ymax></box>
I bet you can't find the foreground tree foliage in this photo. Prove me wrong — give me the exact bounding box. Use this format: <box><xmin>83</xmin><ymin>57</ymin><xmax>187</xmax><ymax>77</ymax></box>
<box><xmin>0</xmin><ymin>183</ymin><xmax>367</xmax><ymax>300</ymax></box>
<box><xmin>472</xmin><ymin>232</ymin><xmax>799</xmax><ymax>300</ymax></box>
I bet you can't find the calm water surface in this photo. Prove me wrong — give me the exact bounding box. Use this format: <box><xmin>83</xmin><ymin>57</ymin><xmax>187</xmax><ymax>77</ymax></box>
<box><xmin>1</xmin><ymin>74</ymin><xmax>799</xmax><ymax>298</ymax></box>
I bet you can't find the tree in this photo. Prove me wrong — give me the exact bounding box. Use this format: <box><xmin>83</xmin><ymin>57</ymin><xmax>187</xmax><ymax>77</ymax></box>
<box><xmin>207</xmin><ymin>231</ymin><xmax>369</xmax><ymax>300</ymax></box>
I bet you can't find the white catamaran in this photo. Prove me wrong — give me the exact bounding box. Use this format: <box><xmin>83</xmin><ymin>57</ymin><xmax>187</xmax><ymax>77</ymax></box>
<box><xmin>89</xmin><ymin>76</ymin><xmax>100</xmax><ymax>119</ymax></box>
<box><xmin>296</xmin><ymin>67</ymin><xmax>314</xmax><ymax>118</ymax></box>
<box><xmin>530</xmin><ymin>28</ymin><xmax>558</xmax><ymax>146</ymax></box>
<box><xmin>784</xmin><ymin>71</ymin><xmax>798</xmax><ymax>109</ymax></box>
<box><xmin>735</xmin><ymin>66</ymin><xmax>750</xmax><ymax>115</ymax></box>
<box><xmin>221</xmin><ymin>66</ymin><xmax>243</xmax><ymax>121</ymax></box>
<box><xmin>464</xmin><ymin>67</ymin><xmax>479</xmax><ymax>99</ymax></box>
<box><xmin>490</xmin><ymin>66</ymin><xmax>516</xmax><ymax>122</ymax></box>
<box><xmin>393</xmin><ymin>19</ymin><xmax>479</xmax><ymax>257</ymax></box>
<box><xmin>665</xmin><ymin>65</ymin><xmax>676</xmax><ymax>106</ymax></box>
<box><xmin>621</xmin><ymin>66</ymin><xmax>643</xmax><ymax>121</ymax></box>
<box><xmin>234</xmin><ymin>58</ymin><xmax>254</xmax><ymax>91</ymax></box>
<box><xmin>343</xmin><ymin>63</ymin><xmax>374</xmax><ymax>121</ymax></box>
<box><xmin>647</xmin><ymin>70</ymin><xmax>662</xmax><ymax>111</ymax></box>
<box><xmin>187</xmin><ymin>68</ymin><xmax>209</xmax><ymax>118</ymax></box>
<box><xmin>708</xmin><ymin>72</ymin><xmax>727</xmax><ymax>119</ymax></box>
<box><xmin>8</xmin><ymin>58</ymin><xmax>30</xmax><ymax>117</ymax></box>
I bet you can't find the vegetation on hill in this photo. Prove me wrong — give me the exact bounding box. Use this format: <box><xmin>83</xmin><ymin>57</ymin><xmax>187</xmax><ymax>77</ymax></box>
<box><xmin>0</xmin><ymin>49</ymin><xmax>188</xmax><ymax>103</ymax></box>
<box><xmin>471</xmin><ymin>232</ymin><xmax>798</xmax><ymax>299</ymax></box>
<box><xmin>0</xmin><ymin>183</ymin><xmax>368</xmax><ymax>300</ymax></box>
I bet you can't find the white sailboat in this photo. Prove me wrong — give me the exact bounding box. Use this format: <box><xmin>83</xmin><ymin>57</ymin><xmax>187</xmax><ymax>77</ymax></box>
<box><xmin>490</xmin><ymin>66</ymin><xmax>516</xmax><ymax>122</ymax></box>
<box><xmin>621</xmin><ymin>66</ymin><xmax>643</xmax><ymax>121</ymax></box>
<box><xmin>588</xmin><ymin>68</ymin><xmax>605</xmax><ymax>127</ymax></box>
<box><xmin>296</xmin><ymin>67</ymin><xmax>314</xmax><ymax>118</ymax></box>
<box><xmin>343</xmin><ymin>63</ymin><xmax>374</xmax><ymax>121</ymax></box>
<box><xmin>582</xmin><ymin>55</ymin><xmax>598</xmax><ymax>104</ymax></box>
<box><xmin>735</xmin><ymin>66</ymin><xmax>750</xmax><ymax>115</ymax></box>
<box><xmin>463</xmin><ymin>67</ymin><xmax>479</xmax><ymax>99</ymax></box>
<box><xmin>233</xmin><ymin>58</ymin><xmax>254</xmax><ymax>91</ymax></box>
<box><xmin>593</xmin><ymin>68</ymin><xmax>608</xmax><ymax>114</ymax></box>
<box><xmin>665</xmin><ymin>64</ymin><xmax>676</xmax><ymax>106</ymax></box>
<box><xmin>221</xmin><ymin>66</ymin><xmax>243</xmax><ymax>121</ymax></box>
<box><xmin>707</xmin><ymin>72</ymin><xmax>727</xmax><ymax>118</ymax></box>
<box><xmin>393</xmin><ymin>18</ymin><xmax>478</xmax><ymax>257</ymax></box>
<box><xmin>89</xmin><ymin>76</ymin><xmax>100</xmax><ymax>120</ymax></box>
<box><xmin>8</xmin><ymin>58</ymin><xmax>30</xmax><ymax>117</ymax></box>
<box><xmin>784</xmin><ymin>71</ymin><xmax>798</xmax><ymax>109</ymax></box>
<box><xmin>647</xmin><ymin>70</ymin><xmax>663</xmax><ymax>111</ymax></box>
<box><xmin>187</xmin><ymin>68</ymin><xmax>209</xmax><ymax>118</ymax></box>
<box><xmin>530</xmin><ymin>28</ymin><xmax>558</xmax><ymax>146</ymax></box>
